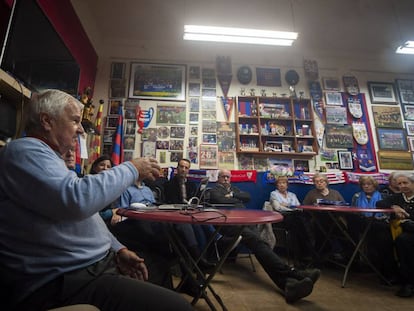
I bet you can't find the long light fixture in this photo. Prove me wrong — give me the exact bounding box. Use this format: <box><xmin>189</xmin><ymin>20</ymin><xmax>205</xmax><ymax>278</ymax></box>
<box><xmin>396</xmin><ymin>41</ymin><xmax>414</xmax><ymax>54</ymax></box>
<box><xmin>183</xmin><ymin>25</ymin><xmax>298</xmax><ymax>46</ymax></box>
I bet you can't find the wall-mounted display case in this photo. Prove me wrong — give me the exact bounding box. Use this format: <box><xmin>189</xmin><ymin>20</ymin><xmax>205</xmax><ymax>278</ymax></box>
<box><xmin>236</xmin><ymin>96</ymin><xmax>317</xmax><ymax>157</ymax></box>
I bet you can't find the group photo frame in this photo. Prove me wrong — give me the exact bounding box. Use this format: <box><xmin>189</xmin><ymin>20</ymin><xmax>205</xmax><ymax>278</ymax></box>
<box><xmin>377</xmin><ymin>128</ymin><xmax>408</xmax><ymax>151</ymax></box>
<box><xmin>372</xmin><ymin>105</ymin><xmax>403</xmax><ymax>128</ymax></box>
<box><xmin>129</xmin><ymin>62</ymin><xmax>186</xmax><ymax>101</ymax></box>
<box><xmin>396</xmin><ymin>79</ymin><xmax>414</xmax><ymax>105</ymax></box>
<box><xmin>367</xmin><ymin>81</ymin><xmax>398</xmax><ymax>104</ymax></box>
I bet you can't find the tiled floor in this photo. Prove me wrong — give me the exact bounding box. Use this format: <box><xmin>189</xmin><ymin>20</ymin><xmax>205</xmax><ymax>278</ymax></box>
<box><xmin>180</xmin><ymin>256</ymin><xmax>413</xmax><ymax>311</ymax></box>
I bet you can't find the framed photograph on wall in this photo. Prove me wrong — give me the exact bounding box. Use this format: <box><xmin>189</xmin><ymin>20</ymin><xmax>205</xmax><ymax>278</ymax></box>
<box><xmin>322</xmin><ymin>77</ymin><xmax>340</xmax><ymax>91</ymax></box>
<box><xmin>405</xmin><ymin>121</ymin><xmax>414</xmax><ymax>136</ymax></box>
<box><xmin>372</xmin><ymin>105</ymin><xmax>403</xmax><ymax>128</ymax></box>
<box><xmin>396</xmin><ymin>79</ymin><xmax>414</xmax><ymax>104</ymax></box>
<box><xmin>404</xmin><ymin>105</ymin><xmax>414</xmax><ymax>120</ymax></box>
<box><xmin>110</xmin><ymin>62</ymin><xmax>126</xmax><ymax>79</ymax></box>
<box><xmin>256</xmin><ymin>67</ymin><xmax>282</xmax><ymax>86</ymax></box>
<box><xmin>378</xmin><ymin>151</ymin><xmax>414</xmax><ymax>170</ymax></box>
<box><xmin>129</xmin><ymin>63</ymin><xmax>186</xmax><ymax>101</ymax></box>
<box><xmin>325</xmin><ymin>91</ymin><xmax>343</xmax><ymax>106</ymax></box>
<box><xmin>367</xmin><ymin>81</ymin><xmax>397</xmax><ymax>104</ymax></box>
<box><xmin>408</xmin><ymin>137</ymin><xmax>414</xmax><ymax>151</ymax></box>
<box><xmin>325</xmin><ymin>124</ymin><xmax>354</xmax><ymax>149</ymax></box>
<box><xmin>338</xmin><ymin>151</ymin><xmax>354</xmax><ymax>170</ymax></box>
<box><xmin>377</xmin><ymin>128</ymin><xmax>407</xmax><ymax>151</ymax></box>
<box><xmin>156</xmin><ymin>104</ymin><xmax>186</xmax><ymax>125</ymax></box>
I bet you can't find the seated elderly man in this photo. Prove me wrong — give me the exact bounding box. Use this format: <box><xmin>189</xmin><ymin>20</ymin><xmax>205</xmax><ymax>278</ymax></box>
<box><xmin>0</xmin><ymin>89</ymin><xmax>192</xmax><ymax>311</ymax></box>
<box><xmin>209</xmin><ymin>169</ymin><xmax>320</xmax><ymax>304</ymax></box>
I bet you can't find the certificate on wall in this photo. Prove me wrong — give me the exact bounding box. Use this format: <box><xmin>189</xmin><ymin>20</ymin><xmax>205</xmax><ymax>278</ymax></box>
<box><xmin>199</xmin><ymin>144</ymin><xmax>218</xmax><ymax>169</ymax></box>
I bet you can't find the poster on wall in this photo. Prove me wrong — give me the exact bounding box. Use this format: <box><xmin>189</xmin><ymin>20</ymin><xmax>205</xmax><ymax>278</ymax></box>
<box><xmin>199</xmin><ymin>144</ymin><xmax>218</xmax><ymax>169</ymax></box>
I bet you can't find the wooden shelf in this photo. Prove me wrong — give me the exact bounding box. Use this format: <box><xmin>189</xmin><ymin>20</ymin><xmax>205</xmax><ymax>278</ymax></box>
<box><xmin>235</xmin><ymin>96</ymin><xmax>318</xmax><ymax>156</ymax></box>
<box><xmin>0</xmin><ymin>69</ymin><xmax>31</xmax><ymax>139</ymax></box>
<box><xmin>0</xmin><ymin>69</ymin><xmax>31</xmax><ymax>101</ymax></box>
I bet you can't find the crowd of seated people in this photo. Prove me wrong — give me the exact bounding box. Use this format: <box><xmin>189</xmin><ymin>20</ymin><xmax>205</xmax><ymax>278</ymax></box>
<box><xmin>89</xmin><ymin>154</ymin><xmax>410</xmax><ymax>302</ymax></box>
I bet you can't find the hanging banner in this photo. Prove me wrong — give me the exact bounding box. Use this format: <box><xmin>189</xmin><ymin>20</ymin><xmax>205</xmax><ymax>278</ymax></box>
<box><xmin>230</xmin><ymin>170</ymin><xmax>257</xmax><ymax>183</ymax></box>
<box><xmin>216</xmin><ymin>56</ymin><xmax>232</xmax><ymax>98</ymax></box>
<box><xmin>221</xmin><ymin>97</ymin><xmax>234</xmax><ymax>121</ymax></box>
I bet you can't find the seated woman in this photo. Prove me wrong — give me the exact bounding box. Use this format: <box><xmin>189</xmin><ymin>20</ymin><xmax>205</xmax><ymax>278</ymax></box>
<box><xmin>269</xmin><ymin>176</ymin><xmax>315</xmax><ymax>264</ymax></box>
<box><xmin>302</xmin><ymin>173</ymin><xmax>346</xmax><ymax>260</ymax></box>
<box><xmin>380</xmin><ymin>172</ymin><xmax>401</xmax><ymax>199</ymax></box>
<box><xmin>376</xmin><ymin>173</ymin><xmax>414</xmax><ymax>297</ymax></box>
<box><xmin>349</xmin><ymin>176</ymin><xmax>397</xmax><ymax>281</ymax></box>
<box><xmin>89</xmin><ymin>155</ymin><xmax>121</xmax><ymax>226</ymax></box>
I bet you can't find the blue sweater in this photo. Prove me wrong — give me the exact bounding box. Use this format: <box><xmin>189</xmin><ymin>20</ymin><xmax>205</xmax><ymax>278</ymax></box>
<box><xmin>0</xmin><ymin>137</ymin><xmax>139</xmax><ymax>304</ymax></box>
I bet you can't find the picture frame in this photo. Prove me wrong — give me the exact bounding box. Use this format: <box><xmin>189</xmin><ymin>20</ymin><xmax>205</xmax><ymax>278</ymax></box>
<box><xmin>325</xmin><ymin>124</ymin><xmax>354</xmax><ymax>149</ymax></box>
<box><xmin>405</xmin><ymin>121</ymin><xmax>414</xmax><ymax>136</ymax></box>
<box><xmin>367</xmin><ymin>81</ymin><xmax>397</xmax><ymax>104</ymax></box>
<box><xmin>325</xmin><ymin>91</ymin><xmax>343</xmax><ymax>106</ymax></box>
<box><xmin>256</xmin><ymin>67</ymin><xmax>282</xmax><ymax>87</ymax></box>
<box><xmin>408</xmin><ymin>137</ymin><xmax>414</xmax><ymax>151</ymax></box>
<box><xmin>377</xmin><ymin>128</ymin><xmax>408</xmax><ymax>151</ymax></box>
<box><xmin>338</xmin><ymin>151</ymin><xmax>354</xmax><ymax>170</ymax></box>
<box><xmin>396</xmin><ymin>79</ymin><xmax>414</xmax><ymax>104</ymax></box>
<box><xmin>110</xmin><ymin>62</ymin><xmax>126</xmax><ymax>79</ymax></box>
<box><xmin>322</xmin><ymin>77</ymin><xmax>341</xmax><ymax>91</ymax></box>
<box><xmin>404</xmin><ymin>105</ymin><xmax>414</xmax><ymax>120</ymax></box>
<box><xmin>108</xmin><ymin>99</ymin><xmax>122</xmax><ymax>115</ymax></box>
<box><xmin>199</xmin><ymin>144</ymin><xmax>219</xmax><ymax>169</ymax></box>
<box><xmin>325</xmin><ymin>106</ymin><xmax>347</xmax><ymax>124</ymax></box>
<box><xmin>156</xmin><ymin>104</ymin><xmax>186</xmax><ymax>125</ymax></box>
<box><xmin>129</xmin><ymin>63</ymin><xmax>186</xmax><ymax>101</ymax></box>
<box><xmin>372</xmin><ymin>105</ymin><xmax>403</xmax><ymax>128</ymax></box>
<box><xmin>378</xmin><ymin>151</ymin><xmax>414</xmax><ymax>170</ymax></box>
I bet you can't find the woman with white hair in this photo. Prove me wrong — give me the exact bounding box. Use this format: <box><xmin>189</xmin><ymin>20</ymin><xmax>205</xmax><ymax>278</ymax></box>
<box><xmin>377</xmin><ymin>172</ymin><xmax>414</xmax><ymax>298</ymax></box>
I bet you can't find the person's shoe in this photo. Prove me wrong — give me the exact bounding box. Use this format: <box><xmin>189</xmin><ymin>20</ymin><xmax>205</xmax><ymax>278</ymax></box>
<box><xmin>288</xmin><ymin>267</ymin><xmax>321</xmax><ymax>284</ymax></box>
<box><xmin>285</xmin><ymin>277</ymin><xmax>313</xmax><ymax>304</ymax></box>
<box><xmin>395</xmin><ymin>284</ymin><xmax>414</xmax><ymax>298</ymax></box>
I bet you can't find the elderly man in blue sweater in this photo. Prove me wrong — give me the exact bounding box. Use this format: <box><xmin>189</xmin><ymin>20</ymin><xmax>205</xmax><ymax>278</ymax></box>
<box><xmin>0</xmin><ymin>89</ymin><xmax>192</xmax><ymax>311</ymax></box>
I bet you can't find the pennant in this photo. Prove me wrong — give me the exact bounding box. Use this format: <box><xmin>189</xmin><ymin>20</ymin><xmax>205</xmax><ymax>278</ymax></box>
<box><xmin>229</xmin><ymin>170</ymin><xmax>257</xmax><ymax>183</ymax></box>
<box><xmin>218</xmin><ymin>75</ymin><xmax>232</xmax><ymax>98</ymax></box>
<box><xmin>89</xmin><ymin>100</ymin><xmax>104</xmax><ymax>162</ymax></box>
<box><xmin>221</xmin><ymin>97</ymin><xmax>234</xmax><ymax>121</ymax></box>
<box><xmin>111</xmin><ymin>104</ymin><xmax>124</xmax><ymax>165</ymax></box>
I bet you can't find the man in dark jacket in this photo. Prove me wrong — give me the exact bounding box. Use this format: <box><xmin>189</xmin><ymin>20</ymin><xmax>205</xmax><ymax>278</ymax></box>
<box><xmin>209</xmin><ymin>169</ymin><xmax>321</xmax><ymax>304</ymax></box>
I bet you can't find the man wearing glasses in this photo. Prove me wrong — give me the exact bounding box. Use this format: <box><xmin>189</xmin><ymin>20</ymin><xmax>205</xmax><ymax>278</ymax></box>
<box><xmin>209</xmin><ymin>169</ymin><xmax>320</xmax><ymax>304</ymax></box>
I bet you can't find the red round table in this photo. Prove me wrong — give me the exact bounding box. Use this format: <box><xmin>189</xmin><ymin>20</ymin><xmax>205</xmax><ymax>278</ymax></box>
<box><xmin>117</xmin><ymin>207</ymin><xmax>283</xmax><ymax>311</ymax></box>
<box><xmin>299</xmin><ymin>205</ymin><xmax>394</xmax><ymax>287</ymax></box>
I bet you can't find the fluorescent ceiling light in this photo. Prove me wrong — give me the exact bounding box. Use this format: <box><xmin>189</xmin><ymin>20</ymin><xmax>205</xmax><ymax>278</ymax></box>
<box><xmin>396</xmin><ymin>40</ymin><xmax>414</xmax><ymax>54</ymax></box>
<box><xmin>183</xmin><ymin>25</ymin><xmax>298</xmax><ymax>46</ymax></box>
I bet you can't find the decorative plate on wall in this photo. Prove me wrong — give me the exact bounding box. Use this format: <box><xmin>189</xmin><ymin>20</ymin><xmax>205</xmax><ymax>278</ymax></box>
<box><xmin>237</xmin><ymin>66</ymin><xmax>252</xmax><ymax>85</ymax></box>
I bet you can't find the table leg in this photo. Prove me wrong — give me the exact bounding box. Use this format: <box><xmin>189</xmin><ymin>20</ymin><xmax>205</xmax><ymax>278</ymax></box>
<box><xmin>341</xmin><ymin>218</ymin><xmax>392</xmax><ymax>287</ymax></box>
<box><xmin>166</xmin><ymin>224</ymin><xmax>243</xmax><ymax>311</ymax></box>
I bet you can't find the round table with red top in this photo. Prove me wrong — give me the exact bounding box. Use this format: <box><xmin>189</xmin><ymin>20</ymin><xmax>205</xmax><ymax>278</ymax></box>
<box><xmin>117</xmin><ymin>207</ymin><xmax>283</xmax><ymax>311</ymax></box>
